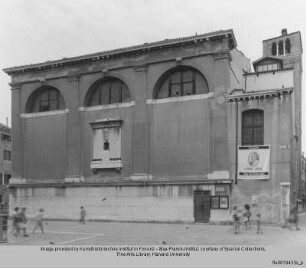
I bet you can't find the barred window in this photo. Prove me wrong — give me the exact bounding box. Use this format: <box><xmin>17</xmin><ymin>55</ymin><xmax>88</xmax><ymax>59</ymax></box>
<box><xmin>86</xmin><ymin>78</ymin><xmax>131</xmax><ymax>106</ymax></box>
<box><xmin>242</xmin><ymin>109</ymin><xmax>264</xmax><ymax>145</ymax></box>
<box><xmin>26</xmin><ymin>86</ymin><xmax>65</xmax><ymax>113</ymax></box>
<box><xmin>155</xmin><ymin>67</ymin><xmax>209</xmax><ymax>99</ymax></box>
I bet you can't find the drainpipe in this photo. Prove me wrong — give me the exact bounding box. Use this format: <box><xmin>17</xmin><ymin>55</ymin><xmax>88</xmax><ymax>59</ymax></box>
<box><xmin>235</xmin><ymin>99</ymin><xmax>239</xmax><ymax>185</ymax></box>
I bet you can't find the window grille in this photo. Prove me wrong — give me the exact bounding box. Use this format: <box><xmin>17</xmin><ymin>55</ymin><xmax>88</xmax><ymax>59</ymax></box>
<box><xmin>86</xmin><ymin>78</ymin><xmax>131</xmax><ymax>106</ymax></box>
<box><xmin>26</xmin><ymin>86</ymin><xmax>65</xmax><ymax>113</ymax></box>
<box><xmin>242</xmin><ymin>109</ymin><xmax>264</xmax><ymax>145</ymax></box>
<box><xmin>155</xmin><ymin>67</ymin><xmax>209</xmax><ymax>99</ymax></box>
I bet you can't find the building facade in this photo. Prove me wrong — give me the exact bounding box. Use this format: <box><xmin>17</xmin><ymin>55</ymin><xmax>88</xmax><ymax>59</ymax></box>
<box><xmin>3</xmin><ymin>29</ymin><xmax>302</xmax><ymax>223</ymax></box>
<box><xmin>301</xmin><ymin>154</ymin><xmax>306</xmax><ymax>210</ymax></box>
<box><xmin>0</xmin><ymin>123</ymin><xmax>11</xmax><ymax>185</ymax></box>
<box><xmin>228</xmin><ymin>29</ymin><xmax>303</xmax><ymax>224</ymax></box>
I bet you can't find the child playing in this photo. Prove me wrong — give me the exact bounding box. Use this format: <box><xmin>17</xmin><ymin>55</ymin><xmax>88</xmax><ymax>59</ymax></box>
<box><xmin>32</xmin><ymin>208</ymin><xmax>45</xmax><ymax>234</ymax></box>
<box><xmin>12</xmin><ymin>207</ymin><xmax>20</xmax><ymax>236</ymax></box>
<box><xmin>256</xmin><ymin>213</ymin><xmax>263</xmax><ymax>234</ymax></box>
<box><xmin>232</xmin><ymin>206</ymin><xmax>241</xmax><ymax>234</ymax></box>
<box><xmin>18</xmin><ymin>207</ymin><xmax>29</xmax><ymax>237</ymax></box>
<box><xmin>243</xmin><ymin>204</ymin><xmax>251</xmax><ymax>230</ymax></box>
<box><xmin>80</xmin><ymin>206</ymin><xmax>86</xmax><ymax>224</ymax></box>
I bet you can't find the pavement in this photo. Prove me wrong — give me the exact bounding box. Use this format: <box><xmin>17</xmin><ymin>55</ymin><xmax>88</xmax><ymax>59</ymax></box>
<box><xmin>3</xmin><ymin>212</ymin><xmax>306</xmax><ymax>246</ymax></box>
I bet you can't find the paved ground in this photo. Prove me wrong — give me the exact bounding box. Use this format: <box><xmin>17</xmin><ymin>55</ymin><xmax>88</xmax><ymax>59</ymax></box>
<box><xmin>3</xmin><ymin>212</ymin><xmax>306</xmax><ymax>246</ymax></box>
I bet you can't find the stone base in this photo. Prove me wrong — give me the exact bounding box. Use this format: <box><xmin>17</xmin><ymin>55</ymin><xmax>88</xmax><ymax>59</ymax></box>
<box><xmin>207</xmin><ymin>171</ymin><xmax>230</xmax><ymax>180</ymax></box>
<box><xmin>130</xmin><ymin>174</ymin><xmax>152</xmax><ymax>181</ymax></box>
<box><xmin>9</xmin><ymin>177</ymin><xmax>27</xmax><ymax>184</ymax></box>
<box><xmin>64</xmin><ymin>176</ymin><xmax>85</xmax><ymax>183</ymax></box>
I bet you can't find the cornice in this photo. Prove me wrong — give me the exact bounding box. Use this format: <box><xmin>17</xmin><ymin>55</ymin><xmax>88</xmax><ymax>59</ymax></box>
<box><xmin>228</xmin><ymin>88</ymin><xmax>293</xmax><ymax>102</ymax></box>
<box><xmin>3</xmin><ymin>29</ymin><xmax>236</xmax><ymax>75</ymax></box>
<box><xmin>9</xmin><ymin>82</ymin><xmax>22</xmax><ymax>90</ymax></box>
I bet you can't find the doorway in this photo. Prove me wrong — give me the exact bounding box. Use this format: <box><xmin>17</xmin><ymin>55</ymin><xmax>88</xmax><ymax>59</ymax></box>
<box><xmin>280</xmin><ymin>183</ymin><xmax>290</xmax><ymax>224</ymax></box>
<box><xmin>194</xmin><ymin>190</ymin><xmax>211</xmax><ymax>223</ymax></box>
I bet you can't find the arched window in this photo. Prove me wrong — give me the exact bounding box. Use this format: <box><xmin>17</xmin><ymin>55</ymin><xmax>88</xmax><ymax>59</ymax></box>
<box><xmin>271</xmin><ymin>42</ymin><xmax>277</xmax><ymax>56</ymax></box>
<box><xmin>285</xmin><ymin>39</ymin><xmax>291</xmax><ymax>54</ymax></box>
<box><xmin>154</xmin><ymin>67</ymin><xmax>209</xmax><ymax>99</ymax></box>
<box><xmin>26</xmin><ymin>86</ymin><xmax>65</xmax><ymax>113</ymax></box>
<box><xmin>85</xmin><ymin>78</ymin><xmax>131</xmax><ymax>106</ymax></box>
<box><xmin>242</xmin><ymin>109</ymin><xmax>264</xmax><ymax>145</ymax></box>
<box><xmin>278</xmin><ymin>40</ymin><xmax>284</xmax><ymax>55</ymax></box>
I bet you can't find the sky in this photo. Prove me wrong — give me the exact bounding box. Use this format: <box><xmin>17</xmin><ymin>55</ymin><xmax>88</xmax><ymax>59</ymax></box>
<box><xmin>0</xmin><ymin>0</ymin><xmax>305</xmax><ymax>151</ymax></box>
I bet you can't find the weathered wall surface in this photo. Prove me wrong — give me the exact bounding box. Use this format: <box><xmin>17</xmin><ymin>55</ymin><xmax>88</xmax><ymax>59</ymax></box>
<box><xmin>228</xmin><ymin>94</ymin><xmax>293</xmax><ymax>223</ymax></box>
<box><xmin>150</xmin><ymin>97</ymin><xmax>211</xmax><ymax>177</ymax></box>
<box><xmin>9</xmin><ymin>184</ymin><xmax>230</xmax><ymax>222</ymax></box>
<box><xmin>10</xmin><ymin>43</ymin><xmax>233</xmax><ymax>182</ymax></box>
<box><xmin>23</xmin><ymin>114</ymin><xmax>67</xmax><ymax>182</ymax></box>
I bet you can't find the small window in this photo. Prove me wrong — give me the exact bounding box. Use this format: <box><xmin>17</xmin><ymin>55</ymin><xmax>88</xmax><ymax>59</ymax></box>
<box><xmin>210</xmin><ymin>196</ymin><xmax>229</xmax><ymax>209</ymax></box>
<box><xmin>103</xmin><ymin>141</ymin><xmax>110</xmax><ymax>151</ymax></box>
<box><xmin>4</xmin><ymin>174</ymin><xmax>11</xmax><ymax>184</ymax></box>
<box><xmin>3</xmin><ymin>150</ymin><xmax>11</xmax><ymax>161</ymax></box>
<box><xmin>242</xmin><ymin>109</ymin><xmax>264</xmax><ymax>145</ymax></box>
<box><xmin>155</xmin><ymin>67</ymin><xmax>209</xmax><ymax>99</ymax></box>
<box><xmin>271</xmin><ymin>42</ymin><xmax>277</xmax><ymax>56</ymax></box>
<box><xmin>1</xmin><ymin>134</ymin><xmax>11</xmax><ymax>142</ymax></box>
<box><xmin>285</xmin><ymin>39</ymin><xmax>291</xmax><ymax>54</ymax></box>
<box><xmin>86</xmin><ymin>78</ymin><xmax>131</xmax><ymax>106</ymax></box>
<box><xmin>278</xmin><ymin>40</ymin><xmax>284</xmax><ymax>55</ymax></box>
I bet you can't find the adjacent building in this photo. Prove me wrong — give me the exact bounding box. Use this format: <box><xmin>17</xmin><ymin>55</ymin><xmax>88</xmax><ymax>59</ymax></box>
<box><xmin>3</xmin><ymin>29</ymin><xmax>303</xmax><ymax>223</ymax></box>
<box><xmin>0</xmin><ymin>123</ymin><xmax>11</xmax><ymax>185</ymax></box>
<box><xmin>301</xmin><ymin>154</ymin><xmax>306</xmax><ymax>210</ymax></box>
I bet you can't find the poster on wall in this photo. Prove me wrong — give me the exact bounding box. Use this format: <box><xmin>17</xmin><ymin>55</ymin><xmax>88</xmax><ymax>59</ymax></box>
<box><xmin>238</xmin><ymin>145</ymin><xmax>270</xmax><ymax>180</ymax></box>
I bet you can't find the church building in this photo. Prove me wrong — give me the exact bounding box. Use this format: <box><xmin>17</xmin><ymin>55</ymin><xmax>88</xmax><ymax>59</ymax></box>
<box><xmin>3</xmin><ymin>29</ymin><xmax>303</xmax><ymax>224</ymax></box>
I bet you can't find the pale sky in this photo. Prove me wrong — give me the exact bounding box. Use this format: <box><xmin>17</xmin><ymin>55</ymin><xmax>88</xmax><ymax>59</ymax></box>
<box><xmin>0</xmin><ymin>0</ymin><xmax>305</xmax><ymax>151</ymax></box>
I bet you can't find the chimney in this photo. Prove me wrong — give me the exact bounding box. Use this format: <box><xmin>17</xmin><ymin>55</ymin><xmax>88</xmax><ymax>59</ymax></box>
<box><xmin>281</xmin><ymin>29</ymin><xmax>287</xmax><ymax>36</ymax></box>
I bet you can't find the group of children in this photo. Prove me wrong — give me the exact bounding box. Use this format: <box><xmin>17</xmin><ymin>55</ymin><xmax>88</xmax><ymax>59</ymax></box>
<box><xmin>12</xmin><ymin>206</ymin><xmax>86</xmax><ymax>237</ymax></box>
<box><xmin>12</xmin><ymin>207</ymin><xmax>45</xmax><ymax>236</ymax></box>
<box><xmin>232</xmin><ymin>204</ymin><xmax>263</xmax><ymax>234</ymax></box>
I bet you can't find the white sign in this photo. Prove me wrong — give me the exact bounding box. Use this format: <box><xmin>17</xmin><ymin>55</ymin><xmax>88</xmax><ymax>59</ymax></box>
<box><xmin>238</xmin><ymin>145</ymin><xmax>270</xmax><ymax>180</ymax></box>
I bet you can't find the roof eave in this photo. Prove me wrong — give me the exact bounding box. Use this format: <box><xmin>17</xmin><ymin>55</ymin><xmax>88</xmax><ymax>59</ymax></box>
<box><xmin>3</xmin><ymin>29</ymin><xmax>237</xmax><ymax>75</ymax></box>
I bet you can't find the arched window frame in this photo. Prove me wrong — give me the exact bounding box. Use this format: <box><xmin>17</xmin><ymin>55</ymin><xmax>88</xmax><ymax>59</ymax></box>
<box><xmin>285</xmin><ymin>39</ymin><xmax>291</xmax><ymax>54</ymax></box>
<box><xmin>85</xmin><ymin>77</ymin><xmax>131</xmax><ymax>107</ymax></box>
<box><xmin>271</xmin><ymin>42</ymin><xmax>277</xmax><ymax>56</ymax></box>
<box><xmin>26</xmin><ymin>86</ymin><xmax>65</xmax><ymax>113</ymax></box>
<box><xmin>154</xmin><ymin>67</ymin><xmax>209</xmax><ymax>99</ymax></box>
<box><xmin>278</xmin><ymin>40</ymin><xmax>284</xmax><ymax>55</ymax></box>
<box><xmin>241</xmin><ymin>109</ymin><xmax>264</xmax><ymax>145</ymax></box>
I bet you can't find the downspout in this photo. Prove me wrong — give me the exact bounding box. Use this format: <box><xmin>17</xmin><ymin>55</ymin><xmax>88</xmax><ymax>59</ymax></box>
<box><xmin>235</xmin><ymin>99</ymin><xmax>238</xmax><ymax>185</ymax></box>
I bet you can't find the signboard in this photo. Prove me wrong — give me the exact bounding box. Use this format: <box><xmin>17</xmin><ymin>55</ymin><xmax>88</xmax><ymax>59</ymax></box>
<box><xmin>238</xmin><ymin>145</ymin><xmax>270</xmax><ymax>180</ymax></box>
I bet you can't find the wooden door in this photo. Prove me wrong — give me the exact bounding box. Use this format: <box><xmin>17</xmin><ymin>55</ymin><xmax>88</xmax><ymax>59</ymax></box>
<box><xmin>194</xmin><ymin>190</ymin><xmax>211</xmax><ymax>223</ymax></box>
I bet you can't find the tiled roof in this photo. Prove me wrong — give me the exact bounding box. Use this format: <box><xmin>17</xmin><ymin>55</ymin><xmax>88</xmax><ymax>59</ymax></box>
<box><xmin>3</xmin><ymin>29</ymin><xmax>236</xmax><ymax>75</ymax></box>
